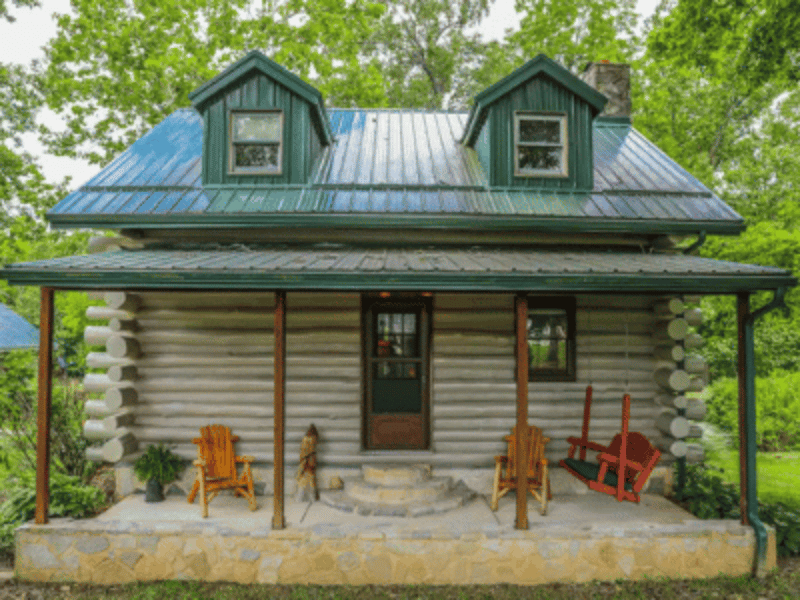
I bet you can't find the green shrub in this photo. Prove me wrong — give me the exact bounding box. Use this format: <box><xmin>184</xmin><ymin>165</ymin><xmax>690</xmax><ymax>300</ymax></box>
<box><xmin>674</xmin><ymin>463</ymin><xmax>740</xmax><ymax>519</ymax></box>
<box><xmin>761</xmin><ymin>501</ymin><xmax>800</xmax><ymax>557</ymax></box>
<box><xmin>673</xmin><ymin>462</ymin><xmax>800</xmax><ymax>556</ymax></box>
<box><xmin>0</xmin><ymin>472</ymin><xmax>106</xmax><ymax>553</ymax></box>
<box><xmin>705</xmin><ymin>371</ymin><xmax>800</xmax><ymax>451</ymax></box>
<box><xmin>0</xmin><ymin>350</ymin><xmax>99</xmax><ymax>480</ymax></box>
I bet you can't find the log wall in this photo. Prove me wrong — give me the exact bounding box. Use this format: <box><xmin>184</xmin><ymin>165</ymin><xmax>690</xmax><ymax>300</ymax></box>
<box><xmin>84</xmin><ymin>291</ymin><xmax>705</xmax><ymax>469</ymax></box>
<box><xmin>432</xmin><ymin>294</ymin><xmax>668</xmax><ymax>465</ymax></box>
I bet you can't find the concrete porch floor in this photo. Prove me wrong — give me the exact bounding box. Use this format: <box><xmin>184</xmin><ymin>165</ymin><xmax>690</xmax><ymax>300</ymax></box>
<box><xmin>14</xmin><ymin>491</ymin><xmax>773</xmax><ymax>585</ymax></box>
<box><xmin>96</xmin><ymin>490</ymin><xmax>695</xmax><ymax>536</ymax></box>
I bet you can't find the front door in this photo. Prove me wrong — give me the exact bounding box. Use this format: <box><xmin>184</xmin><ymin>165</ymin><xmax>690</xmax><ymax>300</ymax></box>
<box><xmin>364</xmin><ymin>297</ymin><xmax>430</xmax><ymax>450</ymax></box>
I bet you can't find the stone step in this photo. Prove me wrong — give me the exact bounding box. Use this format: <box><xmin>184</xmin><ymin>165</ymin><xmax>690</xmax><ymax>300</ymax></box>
<box><xmin>345</xmin><ymin>476</ymin><xmax>453</xmax><ymax>505</ymax></box>
<box><xmin>320</xmin><ymin>479</ymin><xmax>476</xmax><ymax>518</ymax></box>
<box><xmin>362</xmin><ymin>463</ymin><xmax>431</xmax><ymax>486</ymax></box>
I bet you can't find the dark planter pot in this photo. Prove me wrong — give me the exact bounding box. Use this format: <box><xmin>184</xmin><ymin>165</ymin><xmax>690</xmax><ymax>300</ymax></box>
<box><xmin>145</xmin><ymin>478</ymin><xmax>164</xmax><ymax>502</ymax></box>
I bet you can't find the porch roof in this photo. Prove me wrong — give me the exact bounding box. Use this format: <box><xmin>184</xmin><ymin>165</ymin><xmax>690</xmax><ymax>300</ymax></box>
<box><xmin>1</xmin><ymin>245</ymin><xmax>793</xmax><ymax>293</ymax></box>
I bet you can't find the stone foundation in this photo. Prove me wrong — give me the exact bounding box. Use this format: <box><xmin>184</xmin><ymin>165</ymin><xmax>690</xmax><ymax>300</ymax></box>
<box><xmin>15</xmin><ymin>518</ymin><xmax>775</xmax><ymax>585</ymax></box>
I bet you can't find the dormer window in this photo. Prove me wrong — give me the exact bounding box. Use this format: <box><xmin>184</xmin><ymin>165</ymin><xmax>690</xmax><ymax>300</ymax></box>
<box><xmin>229</xmin><ymin>110</ymin><xmax>283</xmax><ymax>175</ymax></box>
<box><xmin>514</xmin><ymin>112</ymin><xmax>568</xmax><ymax>177</ymax></box>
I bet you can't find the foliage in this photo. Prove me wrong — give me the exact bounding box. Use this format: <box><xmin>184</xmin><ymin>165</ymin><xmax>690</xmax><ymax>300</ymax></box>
<box><xmin>0</xmin><ymin>471</ymin><xmax>105</xmax><ymax>553</ymax></box>
<box><xmin>0</xmin><ymin>210</ymin><xmax>98</xmax><ymax>378</ymax></box>
<box><xmin>761</xmin><ymin>500</ymin><xmax>800</xmax><ymax>558</ymax></box>
<box><xmin>673</xmin><ymin>462</ymin><xmax>800</xmax><ymax>557</ymax></box>
<box><xmin>0</xmin><ymin>350</ymin><xmax>97</xmax><ymax>478</ymax></box>
<box><xmin>704</xmin><ymin>372</ymin><xmax>800</xmax><ymax>451</ymax></box>
<box><xmin>133</xmin><ymin>444</ymin><xmax>186</xmax><ymax>485</ymax></box>
<box><xmin>716</xmin><ymin>89</ymin><xmax>800</xmax><ymax>227</ymax></box>
<box><xmin>510</xmin><ymin>0</ymin><xmax>638</xmax><ymax>73</ymax></box>
<box><xmin>674</xmin><ymin>462</ymin><xmax>740</xmax><ymax>519</ymax></box>
<box><xmin>0</xmin><ymin>0</ymin><xmax>37</xmax><ymax>22</ymax></box>
<box><xmin>637</xmin><ymin>0</ymin><xmax>800</xmax><ymax>183</ymax></box>
<box><xmin>647</xmin><ymin>0</ymin><xmax>800</xmax><ymax>95</ymax></box>
<box><xmin>696</xmin><ymin>296</ymin><xmax>800</xmax><ymax>381</ymax></box>
<box><xmin>37</xmin><ymin>0</ymin><xmax>388</xmax><ymax>165</ymax></box>
<box><xmin>372</xmin><ymin>0</ymin><xmax>492</xmax><ymax>109</ymax></box>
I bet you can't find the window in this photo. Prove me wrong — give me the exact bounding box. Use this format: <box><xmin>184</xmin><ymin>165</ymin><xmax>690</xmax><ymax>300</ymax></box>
<box><xmin>229</xmin><ymin>111</ymin><xmax>283</xmax><ymax>175</ymax></box>
<box><xmin>527</xmin><ymin>297</ymin><xmax>576</xmax><ymax>381</ymax></box>
<box><xmin>514</xmin><ymin>113</ymin><xmax>568</xmax><ymax>177</ymax></box>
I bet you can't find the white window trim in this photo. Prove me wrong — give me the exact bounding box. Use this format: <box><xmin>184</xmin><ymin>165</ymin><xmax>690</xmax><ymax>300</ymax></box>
<box><xmin>228</xmin><ymin>110</ymin><xmax>284</xmax><ymax>176</ymax></box>
<box><xmin>513</xmin><ymin>112</ymin><xmax>568</xmax><ymax>178</ymax></box>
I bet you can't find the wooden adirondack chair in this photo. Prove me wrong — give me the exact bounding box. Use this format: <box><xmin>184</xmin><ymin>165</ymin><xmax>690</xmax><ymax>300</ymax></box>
<box><xmin>560</xmin><ymin>386</ymin><xmax>662</xmax><ymax>503</ymax></box>
<box><xmin>491</xmin><ymin>424</ymin><xmax>551</xmax><ymax>515</ymax></box>
<box><xmin>187</xmin><ymin>425</ymin><xmax>257</xmax><ymax>517</ymax></box>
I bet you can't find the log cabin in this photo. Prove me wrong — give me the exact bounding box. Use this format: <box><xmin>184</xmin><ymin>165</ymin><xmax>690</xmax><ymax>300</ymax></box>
<box><xmin>1</xmin><ymin>53</ymin><xmax>793</xmax><ymax>559</ymax></box>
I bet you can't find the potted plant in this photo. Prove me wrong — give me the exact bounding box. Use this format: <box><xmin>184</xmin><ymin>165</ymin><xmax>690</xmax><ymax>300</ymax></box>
<box><xmin>133</xmin><ymin>444</ymin><xmax>185</xmax><ymax>502</ymax></box>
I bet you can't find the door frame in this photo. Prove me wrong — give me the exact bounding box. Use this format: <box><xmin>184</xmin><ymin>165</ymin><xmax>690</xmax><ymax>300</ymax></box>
<box><xmin>361</xmin><ymin>293</ymin><xmax>432</xmax><ymax>450</ymax></box>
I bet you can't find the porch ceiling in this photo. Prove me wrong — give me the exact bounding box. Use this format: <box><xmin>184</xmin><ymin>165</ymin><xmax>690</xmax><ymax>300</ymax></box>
<box><xmin>1</xmin><ymin>245</ymin><xmax>794</xmax><ymax>293</ymax></box>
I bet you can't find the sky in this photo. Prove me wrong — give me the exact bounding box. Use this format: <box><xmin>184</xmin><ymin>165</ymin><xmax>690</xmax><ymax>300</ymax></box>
<box><xmin>0</xmin><ymin>0</ymin><xmax>661</xmax><ymax>190</ymax></box>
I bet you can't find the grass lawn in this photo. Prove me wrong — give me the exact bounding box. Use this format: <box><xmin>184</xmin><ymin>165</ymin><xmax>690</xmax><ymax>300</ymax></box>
<box><xmin>703</xmin><ymin>447</ymin><xmax>800</xmax><ymax>509</ymax></box>
<box><xmin>1</xmin><ymin>562</ymin><xmax>800</xmax><ymax>600</ymax></box>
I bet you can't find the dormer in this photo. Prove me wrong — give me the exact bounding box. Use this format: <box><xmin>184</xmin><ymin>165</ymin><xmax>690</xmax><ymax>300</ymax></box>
<box><xmin>462</xmin><ymin>54</ymin><xmax>607</xmax><ymax>190</ymax></box>
<box><xmin>188</xmin><ymin>50</ymin><xmax>333</xmax><ymax>186</ymax></box>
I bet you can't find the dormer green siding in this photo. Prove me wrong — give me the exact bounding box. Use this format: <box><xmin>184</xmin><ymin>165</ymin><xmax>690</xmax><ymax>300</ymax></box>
<box><xmin>464</xmin><ymin>54</ymin><xmax>606</xmax><ymax>191</ymax></box>
<box><xmin>189</xmin><ymin>51</ymin><xmax>331</xmax><ymax>187</ymax></box>
<box><xmin>201</xmin><ymin>72</ymin><xmax>324</xmax><ymax>185</ymax></box>
<box><xmin>475</xmin><ymin>74</ymin><xmax>596</xmax><ymax>189</ymax></box>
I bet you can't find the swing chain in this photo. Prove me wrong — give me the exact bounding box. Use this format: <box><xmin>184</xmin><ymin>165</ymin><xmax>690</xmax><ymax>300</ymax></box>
<box><xmin>624</xmin><ymin>321</ymin><xmax>629</xmax><ymax>392</ymax></box>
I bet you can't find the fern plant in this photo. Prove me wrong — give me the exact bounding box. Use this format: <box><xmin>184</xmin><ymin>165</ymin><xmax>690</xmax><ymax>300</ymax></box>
<box><xmin>133</xmin><ymin>444</ymin><xmax>185</xmax><ymax>485</ymax></box>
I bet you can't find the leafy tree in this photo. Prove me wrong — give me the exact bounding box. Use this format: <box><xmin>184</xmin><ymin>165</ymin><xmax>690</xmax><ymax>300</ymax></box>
<box><xmin>371</xmin><ymin>0</ymin><xmax>493</xmax><ymax>109</ymax></box>
<box><xmin>638</xmin><ymin>0</ymin><xmax>800</xmax><ymax>177</ymax></box>
<box><xmin>0</xmin><ymin>0</ymin><xmax>38</xmax><ymax>22</ymax></box>
<box><xmin>510</xmin><ymin>0</ymin><xmax>638</xmax><ymax>73</ymax></box>
<box><xmin>37</xmin><ymin>0</ymin><xmax>387</xmax><ymax>165</ymax></box>
<box><xmin>717</xmin><ymin>89</ymin><xmax>800</xmax><ymax>226</ymax></box>
<box><xmin>647</xmin><ymin>0</ymin><xmax>800</xmax><ymax>93</ymax></box>
<box><xmin>693</xmin><ymin>221</ymin><xmax>800</xmax><ymax>380</ymax></box>
<box><xmin>636</xmin><ymin>2</ymin><xmax>800</xmax><ymax>389</ymax></box>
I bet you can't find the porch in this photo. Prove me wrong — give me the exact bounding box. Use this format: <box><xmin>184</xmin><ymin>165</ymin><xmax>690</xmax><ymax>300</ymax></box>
<box><xmin>14</xmin><ymin>490</ymin><xmax>773</xmax><ymax>585</ymax></box>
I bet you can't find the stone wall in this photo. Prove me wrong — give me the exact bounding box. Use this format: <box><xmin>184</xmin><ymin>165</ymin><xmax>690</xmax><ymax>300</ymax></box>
<box><xmin>15</xmin><ymin>519</ymin><xmax>775</xmax><ymax>585</ymax></box>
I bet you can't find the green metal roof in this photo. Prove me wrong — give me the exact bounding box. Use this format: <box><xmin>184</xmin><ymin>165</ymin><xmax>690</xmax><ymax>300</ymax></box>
<box><xmin>46</xmin><ymin>110</ymin><xmax>744</xmax><ymax>235</ymax></box>
<box><xmin>2</xmin><ymin>245</ymin><xmax>792</xmax><ymax>293</ymax></box>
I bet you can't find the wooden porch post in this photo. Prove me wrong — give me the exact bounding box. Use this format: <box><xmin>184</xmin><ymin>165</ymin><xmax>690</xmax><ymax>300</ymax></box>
<box><xmin>273</xmin><ymin>290</ymin><xmax>286</xmax><ymax>529</ymax></box>
<box><xmin>35</xmin><ymin>287</ymin><xmax>54</xmax><ymax>525</ymax></box>
<box><xmin>514</xmin><ymin>293</ymin><xmax>529</xmax><ymax>529</ymax></box>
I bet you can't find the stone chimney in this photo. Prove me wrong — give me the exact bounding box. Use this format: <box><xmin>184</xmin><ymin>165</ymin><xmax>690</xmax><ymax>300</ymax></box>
<box><xmin>581</xmin><ymin>61</ymin><xmax>631</xmax><ymax>118</ymax></box>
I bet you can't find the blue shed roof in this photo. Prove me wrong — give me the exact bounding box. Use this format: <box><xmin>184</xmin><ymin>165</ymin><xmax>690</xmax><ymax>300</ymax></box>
<box><xmin>0</xmin><ymin>304</ymin><xmax>38</xmax><ymax>350</ymax></box>
<box><xmin>46</xmin><ymin>108</ymin><xmax>743</xmax><ymax>235</ymax></box>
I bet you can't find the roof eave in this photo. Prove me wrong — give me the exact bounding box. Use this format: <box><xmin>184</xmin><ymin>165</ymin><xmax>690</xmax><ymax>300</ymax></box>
<box><xmin>1</xmin><ymin>267</ymin><xmax>793</xmax><ymax>295</ymax></box>
<box><xmin>45</xmin><ymin>213</ymin><xmax>746</xmax><ymax>236</ymax></box>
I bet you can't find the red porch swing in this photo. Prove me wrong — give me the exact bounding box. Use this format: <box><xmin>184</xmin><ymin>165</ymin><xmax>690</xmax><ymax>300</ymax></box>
<box><xmin>560</xmin><ymin>385</ymin><xmax>662</xmax><ymax>503</ymax></box>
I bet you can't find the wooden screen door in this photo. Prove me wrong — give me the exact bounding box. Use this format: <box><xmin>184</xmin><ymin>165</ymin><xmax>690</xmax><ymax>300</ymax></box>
<box><xmin>364</xmin><ymin>298</ymin><xmax>430</xmax><ymax>450</ymax></box>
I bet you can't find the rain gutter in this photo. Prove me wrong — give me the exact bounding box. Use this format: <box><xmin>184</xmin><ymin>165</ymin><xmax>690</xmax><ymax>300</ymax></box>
<box><xmin>738</xmin><ymin>286</ymin><xmax>788</xmax><ymax>576</ymax></box>
<box><xmin>683</xmin><ymin>230</ymin><xmax>707</xmax><ymax>254</ymax></box>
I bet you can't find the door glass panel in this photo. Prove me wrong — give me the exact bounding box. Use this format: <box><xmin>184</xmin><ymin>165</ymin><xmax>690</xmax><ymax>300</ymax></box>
<box><xmin>374</xmin><ymin>312</ymin><xmax>418</xmax><ymax>358</ymax></box>
<box><xmin>371</xmin><ymin>308</ymin><xmax>423</xmax><ymax>414</ymax></box>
